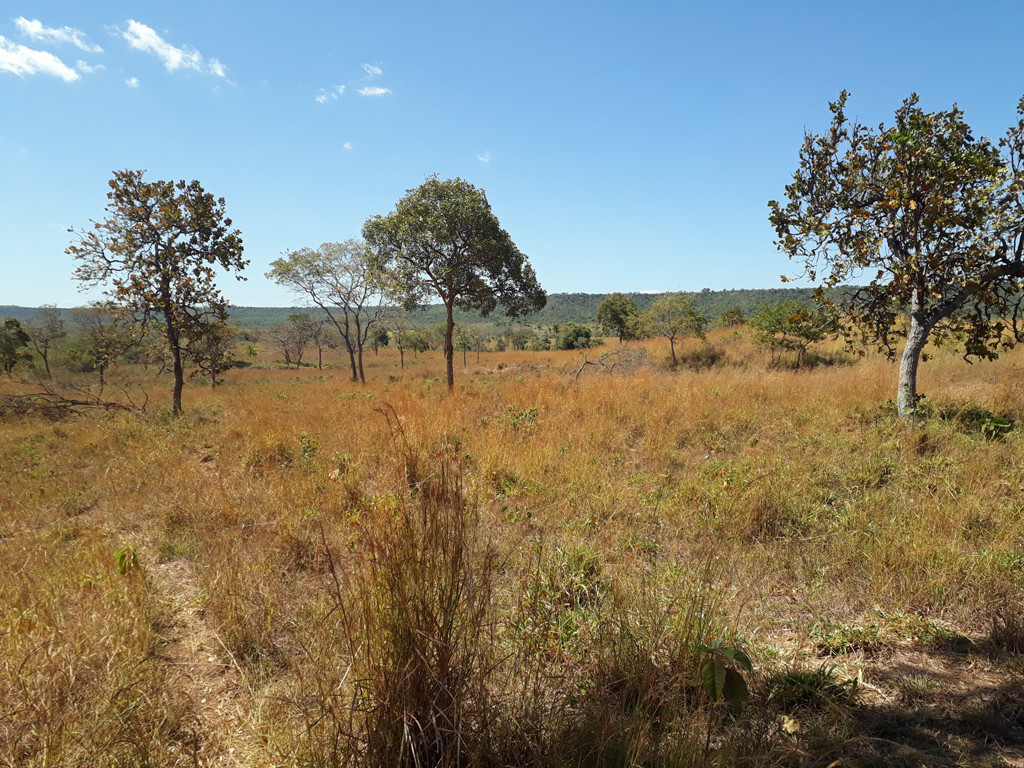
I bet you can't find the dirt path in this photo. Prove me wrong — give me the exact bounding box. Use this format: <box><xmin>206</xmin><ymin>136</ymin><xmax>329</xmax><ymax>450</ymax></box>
<box><xmin>148</xmin><ymin>555</ymin><xmax>269</xmax><ymax>767</ymax></box>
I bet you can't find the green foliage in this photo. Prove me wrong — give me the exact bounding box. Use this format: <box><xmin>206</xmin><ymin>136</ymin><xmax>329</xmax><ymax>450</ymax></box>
<box><xmin>749</xmin><ymin>299</ymin><xmax>831</xmax><ymax>366</ymax></box>
<box><xmin>0</xmin><ymin>317</ymin><xmax>32</xmax><ymax>374</ymax></box>
<box><xmin>596</xmin><ymin>292</ymin><xmax>640</xmax><ymax>342</ymax></box>
<box><xmin>68</xmin><ymin>169</ymin><xmax>246</xmax><ymax>414</ymax></box>
<box><xmin>554</xmin><ymin>321</ymin><xmax>593</xmax><ymax>350</ymax></box>
<box><xmin>504</xmin><ymin>404</ymin><xmax>539</xmax><ymax>430</ymax></box>
<box><xmin>770</xmin><ymin>92</ymin><xmax>1024</xmax><ymax>415</ymax></box>
<box><xmin>762</xmin><ymin>663</ymin><xmax>858</xmax><ymax>712</ymax></box>
<box><xmin>114</xmin><ymin>544</ymin><xmax>140</xmax><ymax>575</ymax></box>
<box><xmin>719</xmin><ymin>307</ymin><xmax>746</xmax><ymax>327</ymax></box>
<box><xmin>641</xmin><ymin>293</ymin><xmax>708</xmax><ymax>366</ymax></box>
<box><xmin>698</xmin><ymin>640</ymin><xmax>752</xmax><ymax>713</ymax></box>
<box><xmin>363</xmin><ymin>175</ymin><xmax>545</xmax><ymax>389</ymax></box>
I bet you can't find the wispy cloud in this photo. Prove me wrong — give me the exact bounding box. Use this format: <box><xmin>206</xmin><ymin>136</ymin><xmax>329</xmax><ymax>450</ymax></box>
<box><xmin>315</xmin><ymin>84</ymin><xmax>345</xmax><ymax>103</ymax></box>
<box><xmin>361</xmin><ymin>63</ymin><xmax>382</xmax><ymax>76</ymax></box>
<box><xmin>358</xmin><ymin>86</ymin><xmax>390</xmax><ymax>96</ymax></box>
<box><xmin>125</xmin><ymin>76</ymin><xmax>139</xmax><ymax>88</ymax></box>
<box><xmin>343</xmin><ymin>141</ymin><xmax>353</xmax><ymax>150</ymax></box>
<box><xmin>15</xmin><ymin>17</ymin><xmax>102</xmax><ymax>53</ymax></box>
<box><xmin>75</xmin><ymin>59</ymin><xmax>104</xmax><ymax>74</ymax></box>
<box><xmin>120</xmin><ymin>20</ymin><xmax>225</xmax><ymax>77</ymax></box>
<box><xmin>476</xmin><ymin>151</ymin><xmax>492</xmax><ymax>163</ymax></box>
<box><xmin>0</xmin><ymin>36</ymin><xmax>80</xmax><ymax>81</ymax></box>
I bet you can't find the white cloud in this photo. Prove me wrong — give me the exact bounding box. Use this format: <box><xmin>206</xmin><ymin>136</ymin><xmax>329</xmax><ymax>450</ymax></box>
<box><xmin>358</xmin><ymin>86</ymin><xmax>390</xmax><ymax>96</ymax></box>
<box><xmin>477</xmin><ymin>151</ymin><xmax>492</xmax><ymax>163</ymax></box>
<box><xmin>361</xmin><ymin>63</ymin><xmax>382</xmax><ymax>76</ymax></box>
<box><xmin>125</xmin><ymin>76</ymin><xmax>139</xmax><ymax>88</ymax></box>
<box><xmin>315</xmin><ymin>84</ymin><xmax>345</xmax><ymax>103</ymax></box>
<box><xmin>343</xmin><ymin>141</ymin><xmax>353</xmax><ymax>150</ymax></box>
<box><xmin>120</xmin><ymin>20</ymin><xmax>225</xmax><ymax>77</ymax></box>
<box><xmin>15</xmin><ymin>17</ymin><xmax>102</xmax><ymax>53</ymax></box>
<box><xmin>75</xmin><ymin>59</ymin><xmax>104</xmax><ymax>74</ymax></box>
<box><xmin>0</xmin><ymin>36</ymin><xmax>80</xmax><ymax>81</ymax></box>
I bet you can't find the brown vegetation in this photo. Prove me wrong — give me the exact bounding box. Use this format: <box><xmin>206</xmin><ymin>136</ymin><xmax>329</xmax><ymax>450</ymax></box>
<box><xmin>2</xmin><ymin>329</ymin><xmax>1023</xmax><ymax>766</ymax></box>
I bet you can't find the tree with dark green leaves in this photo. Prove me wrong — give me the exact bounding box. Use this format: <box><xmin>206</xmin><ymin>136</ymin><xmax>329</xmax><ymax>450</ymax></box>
<box><xmin>770</xmin><ymin>92</ymin><xmax>1024</xmax><ymax>417</ymax></box>
<box><xmin>596</xmin><ymin>292</ymin><xmax>639</xmax><ymax>342</ymax></box>
<box><xmin>641</xmin><ymin>294</ymin><xmax>707</xmax><ymax>366</ymax></box>
<box><xmin>68</xmin><ymin>170</ymin><xmax>246</xmax><ymax>414</ymax></box>
<box><xmin>719</xmin><ymin>307</ymin><xmax>746</xmax><ymax>327</ymax></box>
<box><xmin>363</xmin><ymin>176</ymin><xmax>546</xmax><ymax>390</ymax></box>
<box><xmin>0</xmin><ymin>318</ymin><xmax>31</xmax><ymax>374</ymax></box>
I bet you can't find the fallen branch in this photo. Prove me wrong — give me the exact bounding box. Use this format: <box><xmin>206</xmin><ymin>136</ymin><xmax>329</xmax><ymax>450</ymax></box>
<box><xmin>0</xmin><ymin>385</ymin><xmax>139</xmax><ymax>419</ymax></box>
<box><xmin>575</xmin><ymin>346</ymin><xmax>646</xmax><ymax>380</ymax></box>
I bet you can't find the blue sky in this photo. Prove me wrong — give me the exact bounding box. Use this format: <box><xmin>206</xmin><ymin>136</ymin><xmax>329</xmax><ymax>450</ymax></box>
<box><xmin>3</xmin><ymin>0</ymin><xmax>1024</xmax><ymax>307</ymax></box>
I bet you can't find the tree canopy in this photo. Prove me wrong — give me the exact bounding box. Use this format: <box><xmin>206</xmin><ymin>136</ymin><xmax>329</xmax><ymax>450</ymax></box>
<box><xmin>363</xmin><ymin>175</ymin><xmax>546</xmax><ymax>389</ymax></box>
<box><xmin>596</xmin><ymin>293</ymin><xmax>640</xmax><ymax>342</ymax></box>
<box><xmin>640</xmin><ymin>293</ymin><xmax>707</xmax><ymax>366</ymax></box>
<box><xmin>68</xmin><ymin>170</ymin><xmax>246</xmax><ymax>413</ymax></box>
<box><xmin>770</xmin><ymin>92</ymin><xmax>1024</xmax><ymax>416</ymax></box>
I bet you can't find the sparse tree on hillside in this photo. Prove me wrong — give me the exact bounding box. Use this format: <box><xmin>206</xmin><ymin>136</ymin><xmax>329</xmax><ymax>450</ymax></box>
<box><xmin>68</xmin><ymin>169</ymin><xmax>246</xmax><ymax>414</ymax></box>
<box><xmin>24</xmin><ymin>305</ymin><xmax>65</xmax><ymax>377</ymax></box>
<box><xmin>641</xmin><ymin>294</ymin><xmax>708</xmax><ymax>366</ymax></box>
<box><xmin>68</xmin><ymin>303</ymin><xmax>136</xmax><ymax>386</ymax></box>
<box><xmin>267</xmin><ymin>240</ymin><xmax>386</xmax><ymax>383</ymax></box>
<box><xmin>189</xmin><ymin>322</ymin><xmax>237</xmax><ymax>389</ymax></box>
<box><xmin>363</xmin><ymin>175</ymin><xmax>546</xmax><ymax>390</ymax></box>
<box><xmin>596</xmin><ymin>293</ymin><xmax>640</xmax><ymax>342</ymax></box>
<box><xmin>771</xmin><ymin>92</ymin><xmax>1024</xmax><ymax>416</ymax></box>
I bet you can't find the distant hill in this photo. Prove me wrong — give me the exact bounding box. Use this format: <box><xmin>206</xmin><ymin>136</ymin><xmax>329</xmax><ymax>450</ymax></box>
<box><xmin>3</xmin><ymin>288</ymin><xmax>820</xmax><ymax>331</ymax></box>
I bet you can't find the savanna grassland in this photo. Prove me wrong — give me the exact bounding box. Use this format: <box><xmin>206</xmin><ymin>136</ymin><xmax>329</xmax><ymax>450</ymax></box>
<box><xmin>2</xmin><ymin>329</ymin><xmax>1024</xmax><ymax>768</ymax></box>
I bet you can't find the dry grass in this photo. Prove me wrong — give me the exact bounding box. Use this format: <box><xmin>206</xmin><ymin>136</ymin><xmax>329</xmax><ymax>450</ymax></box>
<box><xmin>2</xmin><ymin>328</ymin><xmax>1024</xmax><ymax>766</ymax></box>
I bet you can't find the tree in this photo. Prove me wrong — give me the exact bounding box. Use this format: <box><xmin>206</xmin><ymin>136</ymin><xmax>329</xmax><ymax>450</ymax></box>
<box><xmin>641</xmin><ymin>293</ymin><xmax>708</xmax><ymax>366</ymax></box>
<box><xmin>554</xmin><ymin>322</ymin><xmax>593</xmax><ymax>350</ymax></box>
<box><xmin>596</xmin><ymin>292</ymin><xmax>640</xmax><ymax>342</ymax></box>
<box><xmin>0</xmin><ymin>318</ymin><xmax>31</xmax><ymax>374</ymax></box>
<box><xmin>68</xmin><ymin>303</ymin><xmax>136</xmax><ymax>386</ymax></box>
<box><xmin>24</xmin><ymin>305</ymin><xmax>66</xmax><ymax>377</ymax></box>
<box><xmin>770</xmin><ymin>92</ymin><xmax>1024</xmax><ymax>417</ymax></box>
<box><xmin>68</xmin><ymin>170</ymin><xmax>246</xmax><ymax>414</ymax></box>
<box><xmin>749</xmin><ymin>299</ymin><xmax>830</xmax><ymax>366</ymax></box>
<box><xmin>371</xmin><ymin>326</ymin><xmax>390</xmax><ymax>355</ymax></box>
<box><xmin>189</xmin><ymin>323</ymin><xmax>237</xmax><ymax>389</ymax></box>
<box><xmin>719</xmin><ymin>307</ymin><xmax>746</xmax><ymax>327</ymax></box>
<box><xmin>267</xmin><ymin>240</ymin><xmax>386</xmax><ymax>383</ymax></box>
<box><xmin>363</xmin><ymin>175</ymin><xmax>546</xmax><ymax>390</ymax></box>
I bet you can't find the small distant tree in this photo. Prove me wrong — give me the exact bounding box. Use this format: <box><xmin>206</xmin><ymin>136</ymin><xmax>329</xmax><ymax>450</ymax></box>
<box><xmin>0</xmin><ymin>318</ymin><xmax>32</xmax><ymax>374</ymax></box>
<box><xmin>363</xmin><ymin>175</ymin><xmax>546</xmax><ymax>390</ymax></box>
<box><xmin>749</xmin><ymin>299</ymin><xmax>831</xmax><ymax>366</ymax></box>
<box><xmin>68</xmin><ymin>169</ymin><xmax>246</xmax><ymax>414</ymax></box>
<box><xmin>719</xmin><ymin>307</ymin><xmax>746</xmax><ymax>327</ymax></box>
<box><xmin>407</xmin><ymin>330</ymin><xmax>430</xmax><ymax>358</ymax></box>
<box><xmin>454</xmin><ymin>325</ymin><xmax>472</xmax><ymax>366</ymax></box>
<box><xmin>267</xmin><ymin>240</ymin><xmax>387</xmax><ymax>383</ymax></box>
<box><xmin>189</xmin><ymin>323</ymin><xmax>237</xmax><ymax>389</ymax></box>
<box><xmin>555</xmin><ymin>322</ymin><xmax>593</xmax><ymax>350</ymax></box>
<box><xmin>383</xmin><ymin>308</ymin><xmax>414</xmax><ymax>368</ymax></box>
<box><xmin>24</xmin><ymin>305</ymin><xmax>66</xmax><ymax>377</ymax></box>
<box><xmin>371</xmin><ymin>326</ymin><xmax>390</xmax><ymax>355</ymax></box>
<box><xmin>68</xmin><ymin>303</ymin><xmax>136</xmax><ymax>386</ymax></box>
<box><xmin>641</xmin><ymin>293</ymin><xmax>708</xmax><ymax>366</ymax></box>
<box><xmin>770</xmin><ymin>92</ymin><xmax>1024</xmax><ymax>416</ymax></box>
<box><xmin>596</xmin><ymin>293</ymin><xmax>640</xmax><ymax>342</ymax></box>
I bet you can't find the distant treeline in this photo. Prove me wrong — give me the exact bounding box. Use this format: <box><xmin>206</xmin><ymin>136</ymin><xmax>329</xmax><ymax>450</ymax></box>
<box><xmin>2</xmin><ymin>287</ymin><xmax>820</xmax><ymax>331</ymax></box>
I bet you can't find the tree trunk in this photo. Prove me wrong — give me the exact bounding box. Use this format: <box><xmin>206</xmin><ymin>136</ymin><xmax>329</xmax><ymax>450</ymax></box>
<box><xmin>357</xmin><ymin>345</ymin><xmax>365</xmax><ymax>384</ymax></box>
<box><xmin>669</xmin><ymin>337</ymin><xmax>677</xmax><ymax>366</ymax></box>
<box><xmin>445</xmin><ymin>301</ymin><xmax>455</xmax><ymax>391</ymax></box>
<box><xmin>318</xmin><ymin>347</ymin><xmax>322</xmax><ymax>370</ymax></box>
<box><xmin>400</xmin><ymin>347</ymin><xmax>405</xmax><ymax>369</ymax></box>
<box><xmin>171</xmin><ymin>344</ymin><xmax>184</xmax><ymax>415</ymax></box>
<box><xmin>210</xmin><ymin>367</ymin><xmax>217</xmax><ymax>390</ymax></box>
<box><xmin>897</xmin><ymin>300</ymin><xmax>932</xmax><ymax>419</ymax></box>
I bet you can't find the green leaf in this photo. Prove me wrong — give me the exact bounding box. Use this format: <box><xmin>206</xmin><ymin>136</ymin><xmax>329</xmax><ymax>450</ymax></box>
<box><xmin>722</xmin><ymin>668</ymin><xmax>749</xmax><ymax>713</ymax></box>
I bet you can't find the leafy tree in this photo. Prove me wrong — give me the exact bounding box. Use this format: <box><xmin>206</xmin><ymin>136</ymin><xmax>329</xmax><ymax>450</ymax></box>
<box><xmin>596</xmin><ymin>292</ymin><xmax>640</xmax><ymax>342</ymax></box>
<box><xmin>68</xmin><ymin>303</ymin><xmax>136</xmax><ymax>386</ymax></box>
<box><xmin>68</xmin><ymin>169</ymin><xmax>246</xmax><ymax>414</ymax></box>
<box><xmin>0</xmin><ymin>318</ymin><xmax>31</xmax><ymax>374</ymax></box>
<box><xmin>719</xmin><ymin>307</ymin><xmax>746</xmax><ymax>327</ymax></box>
<box><xmin>371</xmin><ymin>325</ymin><xmax>390</xmax><ymax>355</ymax></box>
<box><xmin>383</xmin><ymin>308</ymin><xmax>414</xmax><ymax>368</ymax></box>
<box><xmin>749</xmin><ymin>299</ymin><xmax>830</xmax><ymax>366</ymax></box>
<box><xmin>189</xmin><ymin>323</ymin><xmax>237</xmax><ymax>389</ymax></box>
<box><xmin>770</xmin><ymin>92</ymin><xmax>1024</xmax><ymax>416</ymax></box>
<box><xmin>266</xmin><ymin>239</ymin><xmax>386</xmax><ymax>383</ymax></box>
<box><xmin>363</xmin><ymin>175</ymin><xmax>546</xmax><ymax>390</ymax></box>
<box><xmin>641</xmin><ymin>293</ymin><xmax>708</xmax><ymax>366</ymax></box>
<box><xmin>24</xmin><ymin>305</ymin><xmax>66</xmax><ymax>377</ymax></box>
<box><xmin>555</xmin><ymin>322</ymin><xmax>593</xmax><ymax>350</ymax></box>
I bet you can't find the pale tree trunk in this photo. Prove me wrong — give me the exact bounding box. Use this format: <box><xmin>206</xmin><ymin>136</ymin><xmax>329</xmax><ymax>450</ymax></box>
<box><xmin>897</xmin><ymin>291</ymin><xmax>932</xmax><ymax>419</ymax></box>
<box><xmin>445</xmin><ymin>301</ymin><xmax>455</xmax><ymax>391</ymax></box>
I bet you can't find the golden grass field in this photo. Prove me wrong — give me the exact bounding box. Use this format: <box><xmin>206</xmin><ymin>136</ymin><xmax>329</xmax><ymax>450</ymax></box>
<box><xmin>2</xmin><ymin>329</ymin><xmax>1023</xmax><ymax>767</ymax></box>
